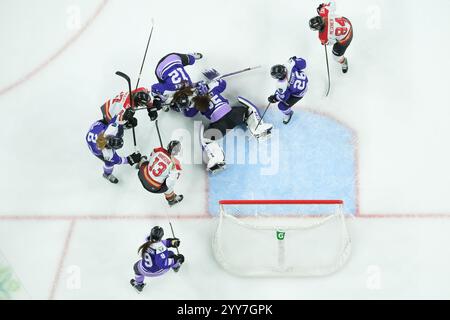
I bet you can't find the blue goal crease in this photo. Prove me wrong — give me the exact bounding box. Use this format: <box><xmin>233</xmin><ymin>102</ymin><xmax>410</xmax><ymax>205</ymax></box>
<box><xmin>208</xmin><ymin>109</ymin><xmax>357</xmax><ymax>216</ymax></box>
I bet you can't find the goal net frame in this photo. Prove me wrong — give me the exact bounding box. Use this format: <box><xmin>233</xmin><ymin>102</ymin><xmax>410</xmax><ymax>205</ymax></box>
<box><xmin>212</xmin><ymin>199</ymin><xmax>351</xmax><ymax>277</ymax></box>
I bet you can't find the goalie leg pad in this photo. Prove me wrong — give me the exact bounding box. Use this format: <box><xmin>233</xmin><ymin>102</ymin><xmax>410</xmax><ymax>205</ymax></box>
<box><xmin>199</xmin><ymin>123</ymin><xmax>226</xmax><ymax>173</ymax></box>
<box><xmin>203</xmin><ymin>139</ymin><xmax>226</xmax><ymax>174</ymax></box>
<box><xmin>238</xmin><ymin>96</ymin><xmax>273</xmax><ymax>139</ymax></box>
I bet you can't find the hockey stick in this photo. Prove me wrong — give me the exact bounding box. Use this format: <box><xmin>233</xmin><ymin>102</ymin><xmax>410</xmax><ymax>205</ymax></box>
<box><xmin>324</xmin><ymin>45</ymin><xmax>331</xmax><ymax>97</ymax></box>
<box><xmin>169</xmin><ymin>222</ymin><xmax>180</xmax><ymax>255</ymax></box>
<box><xmin>155</xmin><ymin>119</ymin><xmax>164</xmax><ymax>148</ymax></box>
<box><xmin>115</xmin><ymin>71</ymin><xmax>138</xmax><ymax>150</ymax></box>
<box><xmin>255</xmin><ymin>102</ymin><xmax>271</xmax><ymax>131</ymax></box>
<box><xmin>255</xmin><ymin>98</ymin><xmax>291</xmax><ymax>130</ymax></box>
<box><xmin>135</xmin><ymin>19</ymin><xmax>155</xmax><ymax>90</ymax></box>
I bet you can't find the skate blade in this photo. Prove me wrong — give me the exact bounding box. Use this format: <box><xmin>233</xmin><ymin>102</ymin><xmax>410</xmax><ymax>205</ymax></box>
<box><xmin>208</xmin><ymin>164</ymin><xmax>226</xmax><ymax>175</ymax></box>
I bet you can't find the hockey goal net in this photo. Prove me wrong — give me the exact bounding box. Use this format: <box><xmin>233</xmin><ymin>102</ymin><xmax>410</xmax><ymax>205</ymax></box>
<box><xmin>213</xmin><ymin>200</ymin><xmax>351</xmax><ymax>277</ymax></box>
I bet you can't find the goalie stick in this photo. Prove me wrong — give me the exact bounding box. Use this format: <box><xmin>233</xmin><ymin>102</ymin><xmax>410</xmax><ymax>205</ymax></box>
<box><xmin>202</xmin><ymin>65</ymin><xmax>261</xmax><ymax>82</ymax></box>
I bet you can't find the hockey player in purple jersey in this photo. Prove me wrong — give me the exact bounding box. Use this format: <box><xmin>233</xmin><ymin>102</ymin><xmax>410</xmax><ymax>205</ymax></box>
<box><xmin>171</xmin><ymin>79</ymin><xmax>273</xmax><ymax>173</ymax></box>
<box><xmin>268</xmin><ymin>56</ymin><xmax>309</xmax><ymax>125</ymax></box>
<box><xmin>86</xmin><ymin>115</ymin><xmax>142</xmax><ymax>184</ymax></box>
<box><xmin>151</xmin><ymin>52</ymin><xmax>203</xmax><ymax>109</ymax></box>
<box><xmin>130</xmin><ymin>226</ymin><xmax>184</xmax><ymax>293</ymax></box>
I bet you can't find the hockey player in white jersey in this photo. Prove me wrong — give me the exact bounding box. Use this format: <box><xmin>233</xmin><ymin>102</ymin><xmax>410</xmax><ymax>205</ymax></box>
<box><xmin>309</xmin><ymin>1</ymin><xmax>353</xmax><ymax>73</ymax></box>
<box><xmin>137</xmin><ymin>140</ymin><xmax>183</xmax><ymax>206</ymax></box>
<box><xmin>268</xmin><ymin>56</ymin><xmax>309</xmax><ymax>125</ymax></box>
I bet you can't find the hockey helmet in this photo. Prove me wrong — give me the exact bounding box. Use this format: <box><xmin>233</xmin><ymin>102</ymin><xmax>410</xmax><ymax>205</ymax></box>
<box><xmin>106</xmin><ymin>135</ymin><xmax>124</xmax><ymax>150</ymax></box>
<box><xmin>175</xmin><ymin>93</ymin><xmax>191</xmax><ymax>109</ymax></box>
<box><xmin>270</xmin><ymin>64</ymin><xmax>288</xmax><ymax>80</ymax></box>
<box><xmin>149</xmin><ymin>226</ymin><xmax>164</xmax><ymax>242</ymax></box>
<box><xmin>309</xmin><ymin>16</ymin><xmax>325</xmax><ymax>31</ymax></box>
<box><xmin>167</xmin><ymin>140</ymin><xmax>181</xmax><ymax>156</ymax></box>
<box><xmin>133</xmin><ymin>91</ymin><xmax>151</xmax><ymax>107</ymax></box>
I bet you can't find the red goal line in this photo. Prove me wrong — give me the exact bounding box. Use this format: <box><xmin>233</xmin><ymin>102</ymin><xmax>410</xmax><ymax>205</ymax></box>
<box><xmin>219</xmin><ymin>200</ymin><xmax>344</xmax><ymax>205</ymax></box>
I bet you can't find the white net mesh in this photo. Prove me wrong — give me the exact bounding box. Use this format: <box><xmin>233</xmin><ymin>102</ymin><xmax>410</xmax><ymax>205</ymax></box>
<box><xmin>212</xmin><ymin>201</ymin><xmax>351</xmax><ymax>277</ymax></box>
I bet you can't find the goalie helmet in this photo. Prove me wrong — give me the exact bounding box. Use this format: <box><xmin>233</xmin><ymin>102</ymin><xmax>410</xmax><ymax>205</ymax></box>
<box><xmin>106</xmin><ymin>135</ymin><xmax>124</xmax><ymax>150</ymax></box>
<box><xmin>270</xmin><ymin>64</ymin><xmax>288</xmax><ymax>80</ymax></box>
<box><xmin>148</xmin><ymin>226</ymin><xmax>164</xmax><ymax>242</ymax></box>
<box><xmin>309</xmin><ymin>16</ymin><xmax>325</xmax><ymax>31</ymax></box>
<box><xmin>167</xmin><ymin>140</ymin><xmax>181</xmax><ymax>156</ymax></box>
<box><xmin>133</xmin><ymin>91</ymin><xmax>151</xmax><ymax>107</ymax></box>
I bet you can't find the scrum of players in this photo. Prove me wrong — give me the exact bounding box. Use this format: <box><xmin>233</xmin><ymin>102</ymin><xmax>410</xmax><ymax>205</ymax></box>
<box><xmin>84</xmin><ymin>2</ymin><xmax>352</xmax><ymax>292</ymax></box>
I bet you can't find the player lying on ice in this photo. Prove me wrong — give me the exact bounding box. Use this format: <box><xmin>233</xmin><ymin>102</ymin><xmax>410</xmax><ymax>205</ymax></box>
<box><xmin>137</xmin><ymin>140</ymin><xmax>184</xmax><ymax>207</ymax></box>
<box><xmin>268</xmin><ymin>56</ymin><xmax>309</xmax><ymax>125</ymax></box>
<box><xmin>86</xmin><ymin>116</ymin><xmax>142</xmax><ymax>184</ymax></box>
<box><xmin>151</xmin><ymin>52</ymin><xmax>203</xmax><ymax>110</ymax></box>
<box><xmin>130</xmin><ymin>226</ymin><xmax>184</xmax><ymax>293</ymax></box>
<box><xmin>309</xmin><ymin>1</ymin><xmax>353</xmax><ymax>73</ymax></box>
<box><xmin>169</xmin><ymin>78</ymin><xmax>273</xmax><ymax>174</ymax></box>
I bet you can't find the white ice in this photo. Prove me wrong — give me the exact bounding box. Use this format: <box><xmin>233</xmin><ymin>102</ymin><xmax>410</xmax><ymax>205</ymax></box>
<box><xmin>1</xmin><ymin>0</ymin><xmax>450</xmax><ymax>299</ymax></box>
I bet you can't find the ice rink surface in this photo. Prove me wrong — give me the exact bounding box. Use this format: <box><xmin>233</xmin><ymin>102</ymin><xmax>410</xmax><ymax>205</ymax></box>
<box><xmin>1</xmin><ymin>0</ymin><xmax>450</xmax><ymax>299</ymax></box>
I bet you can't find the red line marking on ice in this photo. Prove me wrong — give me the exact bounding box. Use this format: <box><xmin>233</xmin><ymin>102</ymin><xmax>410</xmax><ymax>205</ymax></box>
<box><xmin>0</xmin><ymin>214</ymin><xmax>210</xmax><ymax>221</ymax></box>
<box><xmin>0</xmin><ymin>0</ymin><xmax>109</xmax><ymax>97</ymax></box>
<box><xmin>49</xmin><ymin>220</ymin><xmax>76</xmax><ymax>300</ymax></box>
<box><xmin>1</xmin><ymin>212</ymin><xmax>450</xmax><ymax>221</ymax></box>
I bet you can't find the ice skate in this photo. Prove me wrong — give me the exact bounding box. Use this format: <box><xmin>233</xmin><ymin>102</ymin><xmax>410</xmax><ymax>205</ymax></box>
<box><xmin>130</xmin><ymin>279</ymin><xmax>146</xmax><ymax>293</ymax></box>
<box><xmin>342</xmin><ymin>58</ymin><xmax>348</xmax><ymax>74</ymax></box>
<box><xmin>283</xmin><ymin>110</ymin><xmax>294</xmax><ymax>125</ymax></box>
<box><xmin>167</xmin><ymin>194</ymin><xmax>184</xmax><ymax>207</ymax></box>
<box><xmin>190</xmin><ymin>52</ymin><xmax>203</xmax><ymax>60</ymax></box>
<box><xmin>103</xmin><ymin>173</ymin><xmax>119</xmax><ymax>184</ymax></box>
<box><xmin>173</xmin><ymin>265</ymin><xmax>181</xmax><ymax>273</ymax></box>
<box><xmin>208</xmin><ymin>163</ymin><xmax>226</xmax><ymax>175</ymax></box>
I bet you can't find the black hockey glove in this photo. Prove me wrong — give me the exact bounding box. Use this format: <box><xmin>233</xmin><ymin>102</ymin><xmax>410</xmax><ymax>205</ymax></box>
<box><xmin>138</xmin><ymin>156</ymin><xmax>148</xmax><ymax>167</ymax></box>
<box><xmin>125</xmin><ymin>117</ymin><xmax>138</xmax><ymax>129</ymax></box>
<box><xmin>147</xmin><ymin>108</ymin><xmax>158</xmax><ymax>121</ymax></box>
<box><xmin>123</xmin><ymin>108</ymin><xmax>136</xmax><ymax>122</ymax></box>
<box><xmin>127</xmin><ymin>152</ymin><xmax>142</xmax><ymax>166</ymax></box>
<box><xmin>268</xmin><ymin>95</ymin><xmax>278</xmax><ymax>103</ymax></box>
<box><xmin>173</xmin><ymin>254</ymin><xmax>185</xmax><ymax>265</ymax></box>
<box><xmin>152</xmin><ymin>96</ymin><xmax>163</xmax><ymax>111</ymax></box>
<box><xmin>166</xmin><ymin>238</ymin><xmax>180</xmax><ymax>248</ymax></box>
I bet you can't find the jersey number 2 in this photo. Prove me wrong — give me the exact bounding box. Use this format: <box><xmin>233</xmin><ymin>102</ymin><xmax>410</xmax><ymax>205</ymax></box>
<box><xmin>293</xmin><ymin>72</ymin><xmax>307</xmax><ymax>90</ymax></box>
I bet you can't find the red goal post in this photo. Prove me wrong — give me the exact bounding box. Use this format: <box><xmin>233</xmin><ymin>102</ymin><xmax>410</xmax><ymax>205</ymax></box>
<box><xmin>213</xmin><ymin>199</ymin><xmax>351</xmax><ymax>277</ymax></box>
